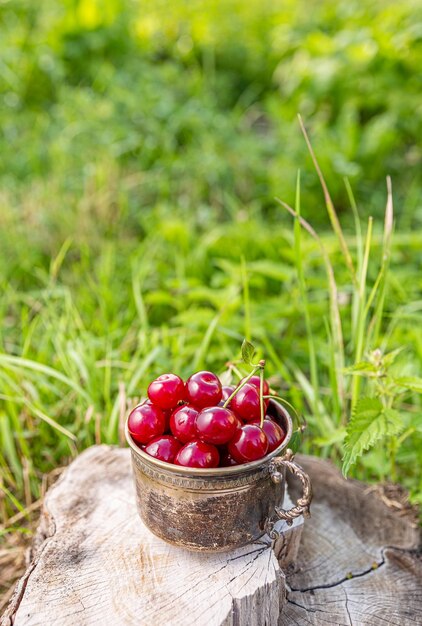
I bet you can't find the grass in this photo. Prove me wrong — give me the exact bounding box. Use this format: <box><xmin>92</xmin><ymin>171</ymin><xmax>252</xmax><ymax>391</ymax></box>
<box><xmin>1</xmin><ymin>161</ymin><xmax>421</xmax><ymax>529</ymax></box>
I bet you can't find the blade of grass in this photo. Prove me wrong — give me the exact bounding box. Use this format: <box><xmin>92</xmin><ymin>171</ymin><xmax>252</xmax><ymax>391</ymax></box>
<box><xmin>368</xmin><ymin>176</ymin><xmax>394</xmax><ymax>346</ymax></box>
<box><xmin>324</xmin><ymin>318</ymin><xmax>341</xmax><ymax>424</ymax></box>
<box><xmin>132</xmin><ymin>265</ymin><xmax>149</xmax><ymax>330</ymax></box>
<box><xmin>0</xmin><ymin>484</ymin><xmax>27</xmax><ymax>517</ymax></box>
<box><xmin>277</xmin><ymin>197</ymin><xmax>346</xmax><ymax>420</ymax></box>
<box><xmin>292</xmin><ymin>365</ymin><xmax>335</xmax><ymax>435</ymax></box>
<box><xmin>0</xmin><ymin>371</ymin><xmax>32</xmax><ymax>458</ymax></box>
<box><xmin>298</xmin><ymin>115</ymin><xmax>356</xmax><ymax>286</ymax></box>
<box><xmin>241</xmin><ymin>256</ymin><xmax>251</xmax><ymax>342</ymax></box>
<box><xmin>193</xmin><ymin>311</ymin><xmax>222</xmax><ymax>370</ymax></box>
<box><xmin>260</xmin><ymin>333</ymin><xmax>303</xmax><ymax>413</ymax></box>
<box><xmin>351</xmin><ymin>216</ymin><xmax>373</xmax><ymax>411</ymax></box>
<box><xmin>0</xmin><ymin>413</ymin><xmax>21</xmax><ymax>486</ymax></box>
<box><xmin>49</xmin><ymin>237</ymin><xmax>73</xmax><ymax>281</ymax></box>
<box><xmin>1</xmin><ymin>395</ymin><xmax>77</xmax><ymax>440</ymax></box>
<box><xmin>0</xmin><ymin>354</ymin><xmax>91</xmax><ymax>402</ymax></box>
<box><xmin>28</xmin><ymin>403</ymin><xmax>77</xmax><ymax>441</ymax></box>
<box><xmin>345</xmin><ymin>178</ymin><xmax>363</xmax><ymax>341</ymax></box>
<box><xmin>106</xmin><ymin>345</ymin><xmax>162</xmax><ymax>441</ymax></box>
<box><xmin>292</xmin><ymin>170</ymin><xmax>320</xmax><ymax>417</ymax></box>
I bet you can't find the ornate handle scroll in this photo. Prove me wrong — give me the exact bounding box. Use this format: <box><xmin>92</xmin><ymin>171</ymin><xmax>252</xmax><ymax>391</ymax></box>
<box><xmin>268</xmin><ymin>449</ymin><xmax>312</xmax><ymax>528</ymax></box>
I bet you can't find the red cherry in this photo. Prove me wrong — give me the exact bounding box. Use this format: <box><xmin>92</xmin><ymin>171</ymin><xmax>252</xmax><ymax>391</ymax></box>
<box><xmin>144</xmin><ymin>435</ymin><xmax>182</xmax><ymax>463</ymax></box>
<box><xmin>221</xmin><ymin>385</ymin><xmax>235</xmax><ymax>402</ymax></box>
<box><xmin>128</xmin><ymin>403</ymin><xmax>165</xmax><ymax>444</ymax></box>
<box><xmin>239</xmin><ymin>375</ymin><xmax>270</xmax><ymax>396</ymax></box>
<box><xmin>185</xmin><ymin>371</ymin><xmax>222</xmax><ymax>409</ymax></box>
<box><xmin>228</xmin><ymin>424</ymin><xmax>269</xmax><ymax>463</ymax></box>
<box><xmin>231</xmin><ymin>383</ymin><xmax>268</xmax><ymax>422</ymax></box>
<box><xmin>147</xmin><ymin>373</ymin><xmax>185</xmax><ymax>410</ymax></box>
<box><xmin>175</xmin><ymin>440</ymin><xmax>220</xmax><ymax>468</ymax></box>
<box><xmin>196</xmin><ymin>406</ymin><xmax>238</xmax><ymax>445</ymax></box>
<box><xmin>250</xmin><ymin>418</ymin><xmax>286</xmax><ymax>452</ymax></box>
<box><xmin>170</xmin><ymin>405</ymin><xmax>199</xmax><ymax>444</ymax></box>
<box><xmin>144</xmin><ymin>400</ymin><xmax>172</xmax><ymax>432</ymax></box>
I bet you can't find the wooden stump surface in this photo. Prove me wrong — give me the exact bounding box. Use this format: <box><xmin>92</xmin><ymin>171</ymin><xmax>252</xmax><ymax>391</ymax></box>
<box><xmin>280</xmin><ymin>455</ymin><xmax>421</xmax><ymax>625</ymax></box>
<box><xmin>2</xmin><ymin>446</ymin><xmax>420</xmax><ymax>626</ymax></box>
<box><xmin>1</xmin><ymin>446</ymin><xmax>303</xmax><ymax>626</ymax></box>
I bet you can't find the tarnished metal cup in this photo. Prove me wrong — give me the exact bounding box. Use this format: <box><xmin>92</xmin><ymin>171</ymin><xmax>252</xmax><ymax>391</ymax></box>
<box><xmin>125</xmin><ymin>400</ymin><xmax>312</xmax><ymax>552</ymax></box>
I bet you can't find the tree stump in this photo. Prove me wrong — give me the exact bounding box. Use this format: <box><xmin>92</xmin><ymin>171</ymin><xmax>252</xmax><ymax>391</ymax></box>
<box><xmin>280</xmin><ymin>456</ymin><xmax>421</xmax><ymax>625</ymax></box>
<box><xmin>1</xmin><ymin>446</ymin><xmax>303</xmax><ymax>626</ymax></box>
<box><xmin>2</xmin><ymin>448</ymin><xmax>420</xmax><ymax>626</ymax></box>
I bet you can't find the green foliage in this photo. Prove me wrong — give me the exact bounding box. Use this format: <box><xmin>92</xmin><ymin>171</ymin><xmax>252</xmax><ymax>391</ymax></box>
<box><xmin>342</xmin><ymin>349</ymin><xmax>422</xmax><ymax>479</ymax></box>
<box><xmin>241</xmin><ymin>340</ymin><xmax>256</xmax><ymax>366</ymax></box>
<box><xmin>343</xmin><ymin>398</ymin><xmax>402</xmax><ymax>476</ymax></box>
<box><xmin>0</xmin><ymin>0</ymin><xmax>421</xmax><ymax>223</ymax></box>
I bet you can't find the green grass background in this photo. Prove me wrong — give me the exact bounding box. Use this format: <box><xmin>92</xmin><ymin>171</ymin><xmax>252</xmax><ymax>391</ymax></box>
<box><xmin>1</xmin><ymin>0</ymin><xmax>421</xmax><ymax>526</ymax></box>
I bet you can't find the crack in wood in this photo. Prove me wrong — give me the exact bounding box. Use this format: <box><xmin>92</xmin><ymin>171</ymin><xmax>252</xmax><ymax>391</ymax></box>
<box><xmin>288</xmin><ymin>598</ymin><xmax>316</xmax><ymax>613</ymax></box>
<box><xmin>284</xmin><ymin>545</ymin><xmax>422</xmax><ymax>626</ymax></box>
<box><xmin>288</xmin><ymin>545</ymin><xmax>421</xmax><ymax>595</ymax></box>
<box><xmin>288</xmin><ymin>555</ymin><xmax>385</xmax><ymax>593</ymax></box>
<box><xmin>1</xmin><ymin>508</ymin><xmax>57</xmax><ymax>626</ymax></box>
<box><xmin>343</xmin><ymin>587</ymin><xmax>352</xmax><ymax>626</ymax></box>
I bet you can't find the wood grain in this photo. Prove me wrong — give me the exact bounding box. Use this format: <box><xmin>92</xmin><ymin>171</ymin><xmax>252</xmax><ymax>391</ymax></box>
<box><xmin>1</xmin><ymin>446</ymin><xmax>303</xmax><ymax>626</ymax></box>
<box><xmin>280</xmin><ymin>455</ymin><xmax>421</xmax><ymax>626</ymax></box>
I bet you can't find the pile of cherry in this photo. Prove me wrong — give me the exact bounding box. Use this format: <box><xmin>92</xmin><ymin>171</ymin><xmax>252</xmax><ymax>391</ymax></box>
<box><xmin>127</xmin><ymin>371</ymin><xmax>286</xmax><ymax>468</ymax></box>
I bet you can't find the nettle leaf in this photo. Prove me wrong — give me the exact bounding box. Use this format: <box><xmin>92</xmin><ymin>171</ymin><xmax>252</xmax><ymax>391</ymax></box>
<box><xmin>382</xmin><ymin>347</ymin><xmax>406</xmax><ymax>367</ymax></box>
<box><xmin>344</xmin><ymin>361</ymin><xmax>377</xmax><ymax>375</ymax></box>
<box><xmin>241</xmin><ymin>339</ymin><xmax>255</xmax><ymax>365</ymax></box>
<box><xmin>392</xmin><ymin>377</ymin><xmax>422</xmax><ymax>394</ymax></box>
<box><xmin>342</xmin><ymin>398</ymin><xmax>403</xmax><ymax>476</ymax></box>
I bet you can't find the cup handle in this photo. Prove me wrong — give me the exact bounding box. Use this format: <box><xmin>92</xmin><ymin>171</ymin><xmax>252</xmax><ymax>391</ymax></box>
<box><xmin>268</xmin><ymin>449</ymin><xmax>312</xmax><ymax>529</ymax></box>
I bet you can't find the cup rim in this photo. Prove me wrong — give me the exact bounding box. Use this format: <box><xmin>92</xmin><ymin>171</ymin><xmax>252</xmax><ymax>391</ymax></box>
<box><xmin>125</xmin><ymin>399</ymin><xmax>293</xmax><ymax>477</ymax></box>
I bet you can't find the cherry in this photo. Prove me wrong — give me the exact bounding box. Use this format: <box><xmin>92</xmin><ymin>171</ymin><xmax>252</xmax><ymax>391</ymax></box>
<box><xmin>143</xmin><ymin>400</ymin><xmax>172</xmax><ymax>432</ymax></box>
<box><xmin>128</xmin><ymin>403</ymin><xmax>166</xmax><ymax>445</ymax></box>
<box><xmin>231</xmin><ymin>383</ymin><xmax>268</xmax><ymax>422</ymax></box>
<box><xmin>228</xmin><ymin>424</ymin><xmax>269</xmax><ymax>463</ymax></box>
<box><xmin>239</xmin><ymin>375</ymin><xmax>270</xmax><ymax>396</ymax></box>
<box><xmin>170</xmin><ymin>405</ymin><xmax>199</xmax><ymax>444</ymax></box>
<box><xmin>175</xmin><ymin>440</ymin><xmax>220</xmax><ymax>468</ymax></box>
<box><xmin>251</xmin><ymin>418</ymin><xmax>286</xmax><ymax>452</ymax></box>
<box><xmin>147</xmin><ymin>373</ymin><xmax>185</xmax><ymax>410</ymax></box>
<box><xmin>144</xmin><ymin>435</ymin><xmax>182</xmax><ymax>463</ymax></box>
<box><xmin>221</xmin><ymin>385</ymin><xmax>235</xmax><ymax>402</ymax></box>
<box><xmin>196</xmin><ymin>406</ymin><xmax>238</xmax><ymax>445</ymax></box>
<box><xmin>185</xmin><ymin>371</ymin><xmax>222</xmax><ymax>409</ymax></box>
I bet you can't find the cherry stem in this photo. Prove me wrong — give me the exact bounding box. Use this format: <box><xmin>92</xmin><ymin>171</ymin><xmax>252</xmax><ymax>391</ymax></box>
<box><xmin>263</xmin><ymin>394</ymin><xmax>302</xmax><ymax>426</ymax></box>
<box><xmin>223</xmin><ymin>362</ymin><xmax>264</xmax><ymax>408</ymax></box>
<box><xmin>259</xmin><ymin>366</ymin><xmax>265</xmax><ymax>428</ymax></box>
<box><xmin>229</xmin><ymin>364</ymin><xmax>244</xmax><ymax>380</ymax></box>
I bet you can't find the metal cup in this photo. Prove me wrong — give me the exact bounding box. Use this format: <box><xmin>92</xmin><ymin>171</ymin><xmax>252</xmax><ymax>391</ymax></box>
<box><xmin>126</xmin><ymin>400</ymin><xmax>312</xmax><ymax>552</ymax></box>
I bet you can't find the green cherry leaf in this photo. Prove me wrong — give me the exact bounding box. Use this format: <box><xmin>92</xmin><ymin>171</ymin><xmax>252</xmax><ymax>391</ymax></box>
<box><xmin>288</xmin><ymin>430</ymin><xmax>302</xmax><ymax>454</ymax></box>
<box><xmin>241</xmin><ymin>339</ymin><xmax>255</xmax><ymax>365</ymax></box>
